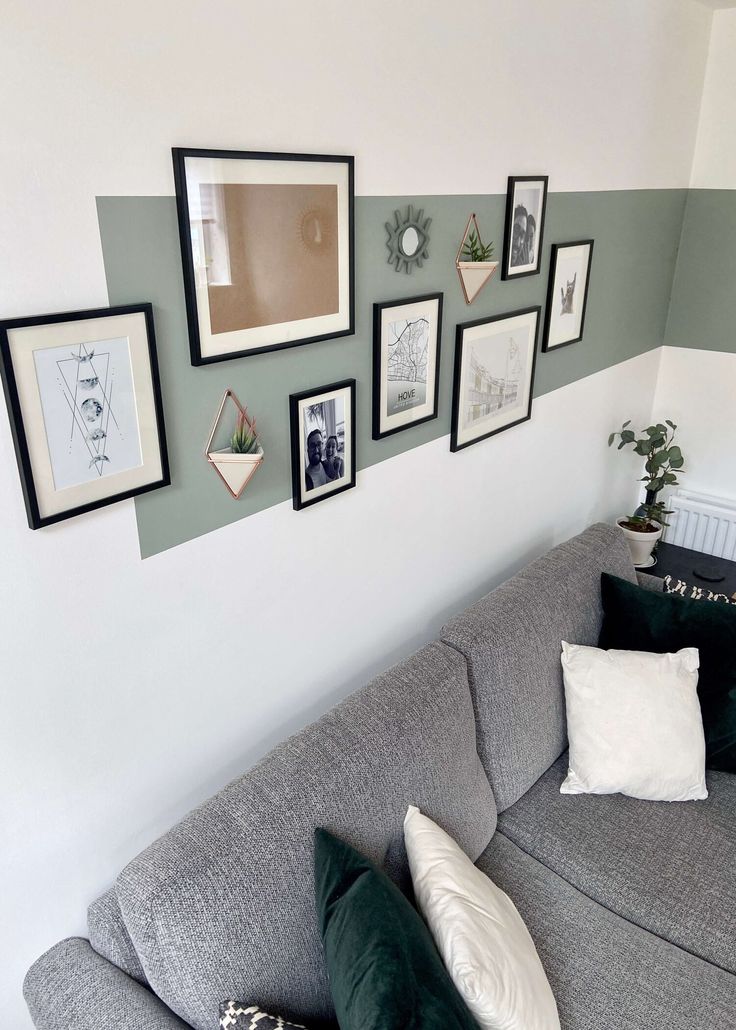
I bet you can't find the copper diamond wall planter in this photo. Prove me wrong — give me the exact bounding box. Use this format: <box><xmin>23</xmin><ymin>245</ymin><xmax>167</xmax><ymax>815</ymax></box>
<box><xmin>205</xmin><ymin>389</ymin><xmax>263</xmax><ymax>499</ymax></box>
<box><xmin>456</xmin><ymin>213</ymin><xmax>499</xmax><ymax>304</ymax></box>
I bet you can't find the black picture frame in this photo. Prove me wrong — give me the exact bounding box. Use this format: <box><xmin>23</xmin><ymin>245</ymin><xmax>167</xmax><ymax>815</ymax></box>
<box><xmin>0</xmin><ymin>303</ymin><xmax>170</xmax><ymax>529</ymax></box>
<box><xmin>289</xmin><ymin>379</ymin><xmax>356</xmax><ymax>511</ymax></box>
<box><xmin>450</xmin><ymin>306</ymin><xmax>541</xmax><ymax>452</ymax></box>
<box><xmin>501</xmin><ymin>175</ymin><xmax>549</xmax><ymax>280</ymax></box>
<box><xmin>172</xmin><ymin>147</ymin><xmax>355</xmax><ymax>366</ymax></box>
<box><xmin>372</xmin><ymin>292</ymin><xmax>443</xmax><ymax>440</ymax></box>
<box><xmin>542</xmin><ymin>240</ymin><xmax>594</xmax><ymax>352</ymax></box>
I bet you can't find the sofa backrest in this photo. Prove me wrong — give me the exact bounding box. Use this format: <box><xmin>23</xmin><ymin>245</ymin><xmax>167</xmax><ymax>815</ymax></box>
<box><xmin>116</xmin><ymin>640</ymin><xmax>495</xmax><ymax>1030</ymax></box>
<box><xmin>441</xmin><ymin>522</ymin><xmax>636</xmax><ymax>813</ymax></box>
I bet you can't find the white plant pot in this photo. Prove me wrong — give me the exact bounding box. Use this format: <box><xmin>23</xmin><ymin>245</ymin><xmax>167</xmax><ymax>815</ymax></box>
<box><xmin>456</xmin><ymin>260</ymin><xmax>499</xmax><ymax>304</ymax></box>
<box><xmin>616</xmin><ymin>517</ymin><xmax>662</xmax><ymax>567</ymax></box>
<box><xmin>207</xmin><ymin>446</ymin><xmax>264</xmax><ymax>499</ymax></box>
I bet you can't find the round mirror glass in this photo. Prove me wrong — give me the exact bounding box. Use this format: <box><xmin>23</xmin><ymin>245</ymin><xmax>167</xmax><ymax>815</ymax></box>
<box><xmin>400</xmin><ymin>226</ymin><xmax>420</xmax><ymax>256</ymax></box>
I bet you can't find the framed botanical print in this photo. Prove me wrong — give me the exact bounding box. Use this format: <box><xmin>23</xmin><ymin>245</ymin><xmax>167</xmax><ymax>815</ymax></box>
<box><xmin>542</xmin><ymin>240</ymin><xmax>594</xmax><ymax>351</ymax></box>
<box><xmin>451</xmin><ymin>306</ymin><xmax>540</xmax><ymax>452</ymax></box>
<box><xmin>0</xmin><ymin>304</ymin><xmax>169</xmax><ymax>529</ymax></box>
<box><xmin>289</xmin><ymin>379</ymin><xmax>356</xmax><ymax>510</ymax></box>
<box><xmin>372</xmin><ymin>292</ymin><xmax>443</xmax><ymax>439</ymax></box>
<box><xmin>172</xmin><ymin>148</ymin><xmax>355</xmax><ymax>365</ymax></box>
<box><xmin>501</xmin><ymin>175</ymin><xmax>549</xmax><ymax>279</ymax></box>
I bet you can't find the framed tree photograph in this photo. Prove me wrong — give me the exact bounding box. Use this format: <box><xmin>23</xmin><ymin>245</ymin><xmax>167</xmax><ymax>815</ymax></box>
<box><xmin>0</xmin><ymin>304</ymin><xmax>169</xmax><ymax>529</ymax></box>
<box><xmin>372</xmin><ymin>292</ymin><xmax>443</xmax><ymax>440</ymax></box>
<box><xmin>289</xmin><ymin>379</ymin><xmax>356</xmax><ymax>510</ymax></box>
<box><xmin>542</xmin><ymin>240</ymin><xmax>594</xmax><ymax>351</ymax></box>
<box><xmin>451</xmin><ymin>306</ymin><xmax>540</xmax><ymax>452</ymax></box>
<box><xmin>172</xmin><ymin>148</ymin><xmax>355</xmax><ymax>365</ymax></box>
<box><xmin>501</xmin><ymin>175</ymin><xmax>549</xmax><ymax>280</ymax></box>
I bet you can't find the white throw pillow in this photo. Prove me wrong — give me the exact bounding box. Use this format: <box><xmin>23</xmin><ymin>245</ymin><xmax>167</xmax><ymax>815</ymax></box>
<box><xmin>560</xmin><ymin>642</ymin><xmax>707</xmax><ymax>801</ymax></box>
<box><xmin>404</xmin><ymin>805</ymin><xmax>560</xmax><ymax>1030</ymax></box>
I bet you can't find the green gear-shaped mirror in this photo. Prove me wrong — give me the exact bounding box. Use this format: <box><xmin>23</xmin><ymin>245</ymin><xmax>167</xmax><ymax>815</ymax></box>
<box><xmin>385</xmin><ymin>205</ymin><xmax>432</xmax><ymax>274</ymax></box>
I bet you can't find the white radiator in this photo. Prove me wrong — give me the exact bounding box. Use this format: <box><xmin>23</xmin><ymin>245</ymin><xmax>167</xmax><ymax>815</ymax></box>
<box><xmin>662</xmin><ymin>489</ymin><xmax>736</xmax><ymax>560</ymax></box>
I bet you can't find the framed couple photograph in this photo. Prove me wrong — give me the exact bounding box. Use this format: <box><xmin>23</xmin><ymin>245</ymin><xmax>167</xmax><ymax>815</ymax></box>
<box><xmin>501</xmin><ymin>175</ymin><xmax>548</xmax><ymax>280</ymax></box>
<box><xmin>542</xmin><ymin>240</ymin><xmax>594</xmax><ymax>351</ymax></box>
<box><xmin>372</xmin><ymin>292</ymin><xmax>443</xmax><ymax>440</ymax></box>
<box><xmin>0</xmin><ymin>304</ymin><xmax>170</xmax><ymax>529</ymax></box>
<box><xmin>289</xmin><ymin>379</ymin><xmax>356</xmax><ymax>510</ymax></box>
<box><xmin>450</xmin><ymin>306</ymin><xmax>540</xmax><ymax>452</ymax></box>
<box><xmin>173</xmin><ymin>148</ymin><xmax>355</xmax><ymax>365</ymax></box>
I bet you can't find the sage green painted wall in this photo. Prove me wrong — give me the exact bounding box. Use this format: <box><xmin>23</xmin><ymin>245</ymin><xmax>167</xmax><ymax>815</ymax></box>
<box><xmin>665</xmin><ymin>189</ymin><xmax>736</xmax><ymax>353</ymax></box>
<box><xmin>97</xmin><ymin>189</ymin><xmax>687</xmax><ymax>558</ymax></box>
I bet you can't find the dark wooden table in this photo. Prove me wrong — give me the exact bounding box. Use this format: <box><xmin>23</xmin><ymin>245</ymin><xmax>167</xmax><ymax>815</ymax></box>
<box><xmin>640</xmin><ymin>541</ymin><xmax>736</xmax><ymax>598</ymax></box>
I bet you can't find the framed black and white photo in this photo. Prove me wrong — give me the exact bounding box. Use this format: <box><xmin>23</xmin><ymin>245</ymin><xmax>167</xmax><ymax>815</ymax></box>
<box><xmin>0</xmin><ymin>304</ymin><xmax>169</xmax><ymax>529</ymax></box>
<box><xmin>501</xmin><ymin>176</ymin><xmax>548</xmax><ymax>279</ymax></box>
<box><xmin>172</xmin><ymin>148</ymin><xmax>355</xmax><ymax>365</ymax></box>
<box><xmin>289</xmin><ymin>380</ymin><xmax>356</xmax><ymax>510</ymax></box>
<box><xmin>542</xmin><ymin>240</ymin><xmax>594</xmax><ymax>351</ymax></box>
<box><xmin>372</xmin><ymin>292</ymin><xmax>442</xmax><ymax>440</ymax></box>
<box><xmin>451</xmin><ymin>307</ymin><xmax>540</xmax><ymax>452</ymax></box>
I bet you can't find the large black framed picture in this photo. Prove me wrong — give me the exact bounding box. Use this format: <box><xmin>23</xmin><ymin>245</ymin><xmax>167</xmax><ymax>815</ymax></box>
<box><xmin>0</xmin><ymin>304</ymin><xmax>169</xmax><ymax>529</ymax></box>
<box><xmin>450</xmin><ymin>306</ymin><xmax>540</xmax><ymax>452</ymax></box>
<box><xmin>289</xmin><ymin>379</ymin><xmax>356</xmax><ymax>510</ymax></box>
<box><xmin>372</xmin><ymin>292</ymin><xmax>443</xmax><ymax>440</ymax></box>
<box><xmin>542</xmin><ymin>240</ymin><xmax>594</xmax><ymax>351</ymax></box>
<box><xmin>501</xmin><ymin>175</ymin><xmax>549</xmax><ymax>280</ymax></box>
<box><xmin>172</xmin><ymin>148</ymin><xmax>355</xmax><ymax>365</ymax></box>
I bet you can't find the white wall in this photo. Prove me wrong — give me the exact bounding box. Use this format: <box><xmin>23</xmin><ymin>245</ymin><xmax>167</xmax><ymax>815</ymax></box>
<box><xmin>691</xmin><ymin>8</ymin><xmax>736</xmax><ymax>187</ymax></box>
<box><xmin>0</xmin><ymin>2</ymin><xmax>713</xmax><ymax>1026</ymax></box>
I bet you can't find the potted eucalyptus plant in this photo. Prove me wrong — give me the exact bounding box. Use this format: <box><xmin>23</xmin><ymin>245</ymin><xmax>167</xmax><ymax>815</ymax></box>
<box><xmin>608</xmin><ymin>419</ymin><xmax>685</xmax><ymax>566</ymax></box>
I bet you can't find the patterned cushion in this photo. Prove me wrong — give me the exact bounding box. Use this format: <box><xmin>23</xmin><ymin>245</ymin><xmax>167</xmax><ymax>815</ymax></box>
<box><xmin>220</xmin><ymin>1002</ymin><xmax>308</xmax><ymax>1030</ymax></box>
<box><xmin>664</xmin><ymin>574</ymin><xmax>735</xmax><ymax>604</ymax></box>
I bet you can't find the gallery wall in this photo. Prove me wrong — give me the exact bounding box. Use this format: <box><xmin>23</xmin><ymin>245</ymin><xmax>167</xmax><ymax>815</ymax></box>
<box><xmin>0</xmin><ymin>2</ymin><xmax>716</xmax><ymax>1027</ymax></box>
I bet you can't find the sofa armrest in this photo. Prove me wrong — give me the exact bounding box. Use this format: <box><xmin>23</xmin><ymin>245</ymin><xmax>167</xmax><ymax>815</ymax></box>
<box><xmin>24</xmin><ymin>938</ymin><xmax>190</xmax><ymax>1029</ymax></box>
<box><xmin>636</xmin><ymin>572</ymin><xmax>664</xmax><ymax>592</ymax></box>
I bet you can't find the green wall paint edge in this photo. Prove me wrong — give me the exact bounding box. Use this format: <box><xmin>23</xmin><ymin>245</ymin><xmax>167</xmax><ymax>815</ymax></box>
<box><xmin>97</xmin><ymin>189</ymin><xmax>687</xmax><ymax>558</ymax></box>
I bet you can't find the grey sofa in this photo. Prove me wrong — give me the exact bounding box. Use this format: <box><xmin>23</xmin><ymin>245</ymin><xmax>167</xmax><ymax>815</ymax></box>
<box><xmin>24</xmin><ymin>523</ymin><xmax>736</xmax><ymax>1030</ymax></box>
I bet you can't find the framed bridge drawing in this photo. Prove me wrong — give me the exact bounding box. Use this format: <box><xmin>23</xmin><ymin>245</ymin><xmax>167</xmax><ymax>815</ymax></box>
<box><xmin>0</xmin><ymin>304</ymin><xmax>169</xmax><ymax>529</ymax></box>
<box><xmin>372</xmin><ymin>292</ymin><xmax>443</xmax><ymax>439</ymax></box>
<box><xmin>451</xmin><ymin>306</ymin><xmax>540</xmax><ymax>452</ymax></box>
<box><xmin>542</xmin><ymin>240</ymin><xmax>594</xmax><ymax>351</ymax></box>
<box><xmin>172</xmin><ymin>148</ymin><xmax>355</xmax><ymax>365</ymax></box>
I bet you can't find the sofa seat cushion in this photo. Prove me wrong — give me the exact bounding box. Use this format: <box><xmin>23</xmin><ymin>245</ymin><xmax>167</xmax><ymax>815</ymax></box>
<box><xmin>116</xmin><ymin>642</ymin><xmax>495</xmax><ymax>1030</ymax></box>
<box><xmin>497</xmin><ymin>755</ymin><xmax>736</xmax><ymax>973</ymax></box>
<box><xmin>477</xmin><ymin>833</ymin><xmax>736</xmax><ymax>1030</ymax></box>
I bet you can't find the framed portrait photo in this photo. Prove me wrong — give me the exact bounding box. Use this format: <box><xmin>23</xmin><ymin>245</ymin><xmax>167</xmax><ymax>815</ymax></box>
<box><xmin>451</xmin><ymin>306</ymin><xmax>540</xmax><ymax>452</ymax></box>
<box><xmin>542</xmin><ymin>240</ymin><xmax>594</xmax><ymax>351</ymax></box>
<box><xmin>172</xmin><ymin>148</ymin><xmax>355</xmax><ymax>365</ymax></box>
<box><xmin>501</xmin><ymin>175</ymin><xmax>549</xmax><ymax>280</ymax></box>
<box><xmin>289</xmin><ymin>379</ymin><xmax>356</xmax><ymax>510</ymax></box>
<box><xmin>0</xmin><ymin>304</ymin><xmax>169</xmax><ymax>529</ymax></box>
<box><xmin>372</xmin><ymin>292</ymin><xmax>443</xmax><ymax>440</ymax></box>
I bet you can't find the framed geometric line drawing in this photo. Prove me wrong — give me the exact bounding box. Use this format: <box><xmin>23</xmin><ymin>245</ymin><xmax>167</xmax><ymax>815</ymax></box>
<box><xmin>172</xmin><ymin>147</ymin><xmax>355</xmax><ymax>365</ymax></box>
<box><xmin>372</xmin><ymin>292</ymin><xmax>443</xmax><ymax>439</ymax></box>
<box><xmin>450</xmin><ymin>306</ymin><xmax>540</xmax><ymax>452</ymax></box>
<box><xmin>0</xmin><ymin>303</ymin><xmax>169</xmax><ymax>529</ymax></box>
<box><xmin>542</xmin><ymin>240</ymin><xmax>594</xmax><ymax>351</ymax></box>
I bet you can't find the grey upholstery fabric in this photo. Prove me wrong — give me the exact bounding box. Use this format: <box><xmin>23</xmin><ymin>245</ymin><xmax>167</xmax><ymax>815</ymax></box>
<box><xmin>116</xmin><ymin>641</ymin><xmax>494</xmax><ymax>1030</ymax></box>
<box><xmin>442</xmin><ymin>523</ymin><xmax>636</xmax><ymax>811</ymax></box>
<box><xmin>477</xmin><ymin>833</ymin><xmax>736</xmax><ymax>1030</ymax></box>
<box><xmin>88</xmin><ymin>888</ymin><xmax>147</xmax><ymax>984</ymax></box>
<box><xmin>498</xmin><ymin>755</ymin><xmax>736</xmax><ymax>973</ymax></box>
<box><xmin>23</xmin><ymin>938</ymin><xmax>190</xmax><ymax>1030</ymax></box>
<box><xmin>636</xmin><ymin>571</ymin><xmax>664</xmax><ymax>592</ymax></box>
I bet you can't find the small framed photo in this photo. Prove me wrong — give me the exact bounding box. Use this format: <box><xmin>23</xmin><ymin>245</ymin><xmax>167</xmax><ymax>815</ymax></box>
<box><xmin>289</xmin><ymin>380</ymin><xmax>356</xmax><ymax>510</ymax></box>
<box><xmin>0</xmin><ymin>304</ymin><xmax>169</xmax><ymax>529</ymax></box>
<box><xmin>451</xmin><ymin>306</ymin><xmax>540</xmax><ymax>452</ymax></box>
<box><xmin>501</xmin><ymin>176</ymin><xmax>549</xmax><ymax>279</ymax></box>
<box><xmin>542</xmin><ymin>240</ymin><xmax>594</xmax><ymax>351</ymax></box>
<box><xmin>172</xmin><ymin>148</ymin><xmax>355</xmax><ymax>365</ymax></box>
<box><xmin>372</xmin><ymin>292</ymin><xmax>443</xmax><ymax>440</ymax></box>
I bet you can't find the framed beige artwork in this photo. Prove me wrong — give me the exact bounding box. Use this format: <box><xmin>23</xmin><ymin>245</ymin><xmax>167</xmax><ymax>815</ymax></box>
<box><xmin>172</xmin><ymin>148</ymin><xmax>355</xmax><ymax>365</ymax></box>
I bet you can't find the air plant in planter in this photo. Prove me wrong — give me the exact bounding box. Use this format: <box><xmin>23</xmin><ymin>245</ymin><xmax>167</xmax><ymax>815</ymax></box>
<box><xmin>456</xmin><ymin>213</ymin><xmax>498</xmax><ymax>304</ymax></box>
<box><xmin>205</xmin><ymin>389</ymin><xmax>264</xmax><ymax>499</ymax></box>
<box><xmin>608</xmin><ymin>419</ymin><xmax>685</xmax><ymax>566</ymax></box>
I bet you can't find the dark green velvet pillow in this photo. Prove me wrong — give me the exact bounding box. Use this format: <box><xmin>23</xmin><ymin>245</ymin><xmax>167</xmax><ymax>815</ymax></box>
<box><xmin>314</xmin><ymin>828</ymin><xmax>478</xmax><ymax>1030</ymax></box>
<box><xmin>599</xmin><ymin>572</ymin><xmax>736</xmax><ymax>772</ymax></box>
